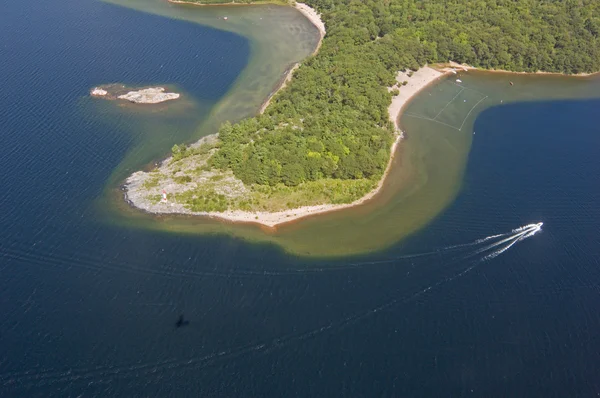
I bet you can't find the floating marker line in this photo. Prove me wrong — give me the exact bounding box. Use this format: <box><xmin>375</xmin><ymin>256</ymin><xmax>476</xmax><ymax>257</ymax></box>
<box><xmin>433</xmin><ymin>87</ymin><xmax>465</xmax><ymax>120</ymax></box>
<box><xmin>458</xmin><ymin>96</ymin><xmax>488</xmax><ymax>131</ymax></box>
<box><xmin>452</xmin><ymin>82</ymin><xmax>488</xmax><ymax>97</ymax></box>
<box><xmin>403</xmin><ymin>113</ymin><xmax>461</xmax><ymax>131</ymax></box>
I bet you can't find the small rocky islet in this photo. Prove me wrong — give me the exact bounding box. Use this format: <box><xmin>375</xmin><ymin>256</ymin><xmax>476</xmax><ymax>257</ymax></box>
<box><xmin>90</xmin><ymin>85</ymin><xmax>180</xmax><ymax>104</ymax></box>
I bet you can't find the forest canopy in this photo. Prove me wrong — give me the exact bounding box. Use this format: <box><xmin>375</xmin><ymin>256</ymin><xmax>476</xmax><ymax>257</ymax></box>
<box><xmin>202</xmin><ymin>0</ymin><xmax>600</xmax><ymax>187</ymax></box>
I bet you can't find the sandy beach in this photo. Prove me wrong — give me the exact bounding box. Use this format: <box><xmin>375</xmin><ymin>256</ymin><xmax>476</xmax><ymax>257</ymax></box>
<box><xmin>388</xmin><ymin>67</ymin><xmax>444</xmax><ymax>130</ymax></box>
<box><xmin>437</xmin><ymin>61</ymin><xmax>600</xmax><ymax>77</ymax></box>
<box><xmin>295</xmin><ymin>2</ymin><xmax>326</xmax><ymax>40</ymax></box>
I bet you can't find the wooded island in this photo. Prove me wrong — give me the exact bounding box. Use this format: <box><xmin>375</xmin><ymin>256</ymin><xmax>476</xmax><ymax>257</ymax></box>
<box><xmin>126</xmin><ymin>0</ymin><xmax>600</xmax><ymax>225</ymax></box>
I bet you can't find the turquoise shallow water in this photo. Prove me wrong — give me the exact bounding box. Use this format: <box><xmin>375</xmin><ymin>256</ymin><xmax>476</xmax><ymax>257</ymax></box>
<box><xmin>2</xmin><ymin>0</ymin><xmax>600</xmax><ymax>396</ymax></box>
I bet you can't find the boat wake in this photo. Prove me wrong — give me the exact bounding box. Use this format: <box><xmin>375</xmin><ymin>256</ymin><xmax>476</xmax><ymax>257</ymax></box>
<box><xmin>0</xmin><ymin>222</ymin><xmax>544</xmax><ymax>390</ymax></box>
<box><xmin>0</xmin><ymin>223</ymin><xmax>542</xmax><ymax>278</ymax></box>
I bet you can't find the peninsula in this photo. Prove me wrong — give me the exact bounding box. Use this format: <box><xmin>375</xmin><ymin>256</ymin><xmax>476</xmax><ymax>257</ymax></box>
<box><xmin>124</xmin><ymin>0</ymin><xmax>600</xmax><ymax>227</ymax></box>
<box><xmin>125</xmin><ymin>67</ymin><xmax>443</xmax><ymax>226</ymax></box>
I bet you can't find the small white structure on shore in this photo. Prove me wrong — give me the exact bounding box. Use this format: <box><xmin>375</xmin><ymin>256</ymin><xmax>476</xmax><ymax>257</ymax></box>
<box><xmin>162</xmin><ymin>190</ymin><xmax>168</xmax><ymax>202</ymax></box>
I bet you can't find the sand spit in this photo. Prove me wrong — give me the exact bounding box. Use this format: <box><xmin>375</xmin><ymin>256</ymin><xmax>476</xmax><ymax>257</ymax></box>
<box><xmin>437</xmin><ymin>61</ymin><xmax>599</xmax><ymax>77</ymax></box>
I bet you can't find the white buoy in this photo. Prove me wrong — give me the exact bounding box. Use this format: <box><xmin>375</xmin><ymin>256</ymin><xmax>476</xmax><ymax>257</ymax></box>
<box><xmin>456</xmin><ymin>79</ymin><xmax>462</xmax><ymax>83</ymax></box>
<box><xmin>223</xmin><ymin>16</ymin><xmax>228</xmax><ymax>20</ymax></box>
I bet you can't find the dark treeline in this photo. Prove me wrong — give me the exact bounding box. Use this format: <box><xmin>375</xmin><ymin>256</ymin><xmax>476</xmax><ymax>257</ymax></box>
<box><xmin>205</xmin><ymin>0</ymin><xmax>600</xmax><ymax>187</ymax></box>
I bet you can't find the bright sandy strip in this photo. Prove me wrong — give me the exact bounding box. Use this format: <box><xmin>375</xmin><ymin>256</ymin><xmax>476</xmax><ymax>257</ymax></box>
<box><xmin>199</xmin><ymin>67</ymin><xmax>447</xmax><ymax>228</ymax></box>
<box><xmin>388</xmin><ymin>67</ymin><xmax>443</xmax><ymax>130</ymax></box>
<box><xmin>439</xmin><ymin>61</ymin><xmax>599</xmax><ymax>77</ymax></box>
<box><xmin>295</xmin><ymin>2</ymin><xmax>326</xmax><ymax>38</ymax></box>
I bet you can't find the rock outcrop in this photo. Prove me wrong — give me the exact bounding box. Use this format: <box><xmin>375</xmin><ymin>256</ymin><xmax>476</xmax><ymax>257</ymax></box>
<box><xmin>90</xmin><ymin>87</ymin><xmax>108</xmax><ymax>96</ymax></box>
<box><xmin>117</xmin><ymin>87</ymin><xmax>180</xmax><ymax>104</ymax></box>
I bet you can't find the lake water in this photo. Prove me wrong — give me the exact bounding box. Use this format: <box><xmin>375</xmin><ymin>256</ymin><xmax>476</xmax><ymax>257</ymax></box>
<box><xmin>2</xmin><ymin>0</ymin><xmax>600</xmax><ymax>396</ymax></box>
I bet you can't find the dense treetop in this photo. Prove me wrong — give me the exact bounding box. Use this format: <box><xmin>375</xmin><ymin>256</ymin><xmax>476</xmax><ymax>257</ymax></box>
<box><xmin>197</xmin><ymin>0</ymin><xmax>600</xmax><ymax>187</ymax></box>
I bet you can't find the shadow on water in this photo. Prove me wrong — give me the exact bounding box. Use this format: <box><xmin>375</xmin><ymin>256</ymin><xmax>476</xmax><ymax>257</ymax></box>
<box><xmin>175</xmin><ymin>314</ymin><xmax>190</xmax><ymax>328</ymax></box>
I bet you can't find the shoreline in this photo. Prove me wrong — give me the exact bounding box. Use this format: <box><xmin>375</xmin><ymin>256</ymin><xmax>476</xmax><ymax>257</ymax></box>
<box><xmin>258</xmin><ymin>3</ymin><xmax>325</xmax><ymax>114</ymax></box>
<box><xmin>166</xmin><ymin>1</ymin><xmax>326</xmax><ymax>117</ymax></box>
<box><xmin>258</xmin><ymin>62</ymin><xmax>300</xmax><ymax>114</ymax></box>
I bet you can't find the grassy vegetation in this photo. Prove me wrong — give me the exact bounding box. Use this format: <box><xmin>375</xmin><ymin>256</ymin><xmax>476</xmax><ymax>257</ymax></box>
<box><xmin>172</xmin><ymin>174</ymin><xmax>375</xmax><ymax>212</ymax></box>
<box><xmin>170</xmin><ymin>141</ymin><xmax>217</xmax><ymax>164</ymax></box>
<box><xmin>173</xmin><ymin>175</ymin><xmax>192</xmax><ymax>184</ymax></box>
<box><xmin>136</xmin><ymin>139</ymin><xmax>378</xmax><ymax>213</ymax></box>
<box><xmin>175</xmin><ymin>188</ymin><xmax>229</xmax><ymax>212</ymax></box>
<box><xmin>249</xmin><ymin>178</ymin><xmax>376</xmax><ymax>208</ymax></box>
<box><xmin>142</xmin><ymin>173</ymin><xmax>161</xmax><ymax>189</ymax></box>
<box><xmin>146</xmin><ymin>194</ymin><xmax>163</xmax><ymax>204</ymax></box>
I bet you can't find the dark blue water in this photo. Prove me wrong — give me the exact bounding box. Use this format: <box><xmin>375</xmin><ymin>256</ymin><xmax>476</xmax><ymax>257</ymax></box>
<box><xmin>2</xmin><ymin>0</ymin><xmax>600</xmax><ymax>397</ymax></box>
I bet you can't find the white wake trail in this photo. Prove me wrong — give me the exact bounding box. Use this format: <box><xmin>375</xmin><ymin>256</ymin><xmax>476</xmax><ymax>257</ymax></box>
<box><xmin>483</xmin><ymin>222</ymin><xmax>543</xmax><ymax>260</ymax></box>
<box><xmin>1</xmin><ymin>222</ymin><xmax>545</xmax><ymax>389</ymax></box>
<box><xmin>309</xmin><ymin>222</ymin><xmax>545</xmax><ymax>272</ymax></box>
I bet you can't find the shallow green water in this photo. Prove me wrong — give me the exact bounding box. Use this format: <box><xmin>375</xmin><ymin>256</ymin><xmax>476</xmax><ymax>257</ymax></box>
<box><xmin>99</xmin><ymin>1</ymin><xmax>600</xmax><ymax>256</ymax></box>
